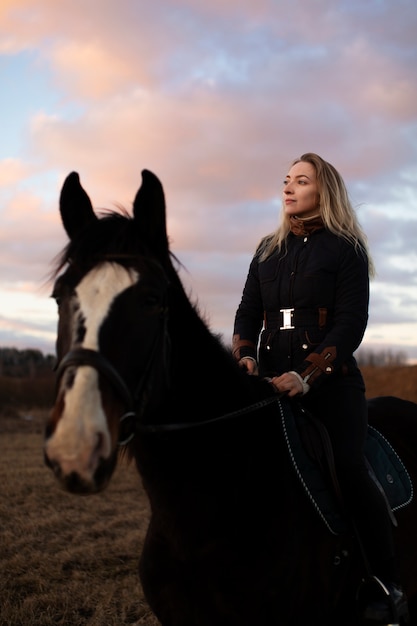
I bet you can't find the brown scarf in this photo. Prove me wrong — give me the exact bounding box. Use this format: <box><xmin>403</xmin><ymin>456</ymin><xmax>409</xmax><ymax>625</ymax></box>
<box><xmin>289</xmin><ymin>214</ymin><xmax>324</xmax><ymax>237</ymax></box>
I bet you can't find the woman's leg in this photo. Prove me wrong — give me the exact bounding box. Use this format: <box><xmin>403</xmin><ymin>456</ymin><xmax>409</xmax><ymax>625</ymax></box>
<box><xmin>302</xmin><ymin>383</ymin><xmax>399</xmax><ymax>582</ymax></box>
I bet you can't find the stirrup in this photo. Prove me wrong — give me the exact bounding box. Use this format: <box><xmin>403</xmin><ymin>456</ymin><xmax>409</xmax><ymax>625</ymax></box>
<box><xmin>357</xmin><ymin>575</ymin><xmax>410</xmax><ymax>625</ymax></box>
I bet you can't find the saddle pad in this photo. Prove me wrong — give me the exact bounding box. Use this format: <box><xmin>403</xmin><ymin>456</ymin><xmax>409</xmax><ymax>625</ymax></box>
<box><xmin>365</xmin><ymin>425</ymin><xmax>413</xmax><ymax>513</ymax></box>
<box><xmin>279</xmin><ymin>401</ymin><xmax>413</xmax><ymax>535</ymax></box>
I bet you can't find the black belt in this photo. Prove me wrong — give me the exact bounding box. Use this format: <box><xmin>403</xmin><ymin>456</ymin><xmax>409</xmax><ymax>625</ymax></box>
<box><xmin>264</xmin><ymin>308</ymin><xmax>329</xmax><ymax>330</ymax></box>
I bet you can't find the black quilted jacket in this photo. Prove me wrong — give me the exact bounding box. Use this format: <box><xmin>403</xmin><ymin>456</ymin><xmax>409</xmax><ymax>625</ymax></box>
<box><xmin>232</xmin><ymin>227</ymin><xmax>369</xmax><ymax>389</ymax></box>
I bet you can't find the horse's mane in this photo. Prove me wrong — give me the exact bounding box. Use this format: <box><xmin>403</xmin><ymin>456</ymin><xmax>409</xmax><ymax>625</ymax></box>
<box><xmin>50</xmin><ymin>207</ymin><xmax>185</xmax><ymax>279</ymax></box>
<box><xmin>50</xmin><ymin>206</ymin><xmax>215</xmax><ymax>340</ymax></box>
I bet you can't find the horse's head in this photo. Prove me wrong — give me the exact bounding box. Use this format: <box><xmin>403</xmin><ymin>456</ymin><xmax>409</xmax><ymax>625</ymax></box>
<box><xmin>44</xmin><ymin>170</ymin><xmax>172</xmax><ymax>494</ymax></box>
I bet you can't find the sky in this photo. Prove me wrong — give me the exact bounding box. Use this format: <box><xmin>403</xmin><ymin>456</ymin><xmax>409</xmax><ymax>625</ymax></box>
<box><xmin>0</xmin><ymin>0</ymin><xmax>417</xmax><ymax>362</ymax></box>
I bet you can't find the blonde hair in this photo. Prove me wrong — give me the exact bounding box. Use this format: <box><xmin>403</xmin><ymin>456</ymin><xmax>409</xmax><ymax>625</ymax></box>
<box><xmin>258</xmin><ymin>152</ymin><xmax>375</xmax><ymax>277</ymax></box>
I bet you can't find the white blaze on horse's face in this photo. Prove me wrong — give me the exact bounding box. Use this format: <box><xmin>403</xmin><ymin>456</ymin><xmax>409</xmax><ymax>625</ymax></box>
<box><xmin>45</xmin><ymin>263</ymin><xmax>139</xmax><ymax>484</ymax></box>
<box><xmin>75</xmin><ymin>263</ymin><xmax>138</xmax><ymax>350</ymax></box>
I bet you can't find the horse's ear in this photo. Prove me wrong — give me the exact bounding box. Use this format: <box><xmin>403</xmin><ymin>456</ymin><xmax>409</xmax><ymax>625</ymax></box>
<box><xmin>133</xmin><ymin>170</ymin><xmax>169</xmax><ymax>256</ymax></box>
<box><xmin>59</xmin><ymin>172</ymin><xmax>97</xmax><ymax>239</ymax></box>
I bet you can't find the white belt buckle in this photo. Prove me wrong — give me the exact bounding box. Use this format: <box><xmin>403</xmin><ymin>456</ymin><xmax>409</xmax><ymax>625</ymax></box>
<box><xmin>280</xmin><ymin>308</ymin><xmax>294</xmax><ymax>330</ymax></box>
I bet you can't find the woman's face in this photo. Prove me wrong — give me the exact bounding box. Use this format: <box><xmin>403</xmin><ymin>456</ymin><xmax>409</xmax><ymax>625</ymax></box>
<box><xmin>282</xmin><ymin>161</ymin><xmax>320</xmax><ymax>218</ymax></box>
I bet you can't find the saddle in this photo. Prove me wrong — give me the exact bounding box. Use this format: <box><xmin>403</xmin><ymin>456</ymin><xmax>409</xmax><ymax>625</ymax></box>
<box><xmin>280</xmin><ymin>400</ymin><xmax>413</xmax><ymax>535</ymax></box>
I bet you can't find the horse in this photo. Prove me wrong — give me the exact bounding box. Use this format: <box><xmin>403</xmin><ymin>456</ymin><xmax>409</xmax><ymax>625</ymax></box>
<box><xmin>44</xmin><ymin>169</ymin><xmax>417</xmax><ymax>626</ymax></box>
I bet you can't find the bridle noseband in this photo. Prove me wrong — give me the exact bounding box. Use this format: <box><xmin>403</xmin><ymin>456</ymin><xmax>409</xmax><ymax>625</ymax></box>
<box><xmin>56</xmin><ymin>348</ymin><xmax>134</xmax><ymax>410</ymax></box>
<box><xmin>55</xmin><ymin>347</ymin><xmax>138</xmax><ymax>445</ymax></box>
<box><xmin>55</xmin><ymin>300</ymin><xmax>170</xmax><ymax>446</ymax></box>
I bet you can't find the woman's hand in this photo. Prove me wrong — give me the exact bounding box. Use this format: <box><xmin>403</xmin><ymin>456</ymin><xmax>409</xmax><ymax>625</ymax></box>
<box><xmin>238</xmin><ymin>357</ymin><xmax>259</xmax><ymax>376</ymax></box>
<box><xmin>270</xmin><ymin>372</ymin><xmax>306</xmax><ymax>397</ymax></box>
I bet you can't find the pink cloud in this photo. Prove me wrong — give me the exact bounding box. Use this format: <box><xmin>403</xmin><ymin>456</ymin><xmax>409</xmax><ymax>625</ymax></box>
<box><xmin>0</xmin><ymin>158</ymin><xmax>31</xmax><ymax>186</ymax></box>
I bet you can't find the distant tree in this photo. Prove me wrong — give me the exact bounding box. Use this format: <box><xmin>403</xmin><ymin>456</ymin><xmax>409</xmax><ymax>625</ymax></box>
<box><xmin>355</xmin><ymin>348</ymin><xmax>408</xmax><ymax>367</ymax></box>
<box><xmin>0</xmin><ymin>348</ymin><xmax>56</xmax><ymax>378</ymax></box>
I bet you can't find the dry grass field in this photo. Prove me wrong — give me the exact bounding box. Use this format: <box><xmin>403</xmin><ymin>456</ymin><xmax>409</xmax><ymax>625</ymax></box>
<box><xmin>0</xmin><ymin>411</ymin><xmax>159</xmax><ymax>626</ymax></box>
<box><xmin>362</xmin><ymin>364</ymin><xmax>417</xmax><ymax>403</ymax></box>
<box><xmin>1</xmin><ymin>366</ymin><xmax>416</xmax><ymax>625</ymax></box>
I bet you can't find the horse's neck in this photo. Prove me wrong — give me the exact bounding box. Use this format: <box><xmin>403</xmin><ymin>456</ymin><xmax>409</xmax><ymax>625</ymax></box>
<box><xmin>171</xmin><ymin>343</ymin><xmax>268</xmax><ymax>421</ymax></box>
<box><xmin>167</xmin><ymin>283</ymin><xmax>269</xmax><ymax>417</ymax></box>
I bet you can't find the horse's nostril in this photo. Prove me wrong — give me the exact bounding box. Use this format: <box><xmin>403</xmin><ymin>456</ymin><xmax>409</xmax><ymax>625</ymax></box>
<box><xmin>43</xmin><ymin>448</ymin><xmax>61</xmax><ymax>477</ymax></box>
<box><xmin>44</xmin><ymin>453</ymin><xmax>64</xmax><ymax>480</ymax></box>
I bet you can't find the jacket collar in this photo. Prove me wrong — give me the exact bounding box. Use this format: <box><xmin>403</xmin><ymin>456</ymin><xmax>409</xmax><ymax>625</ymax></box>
<box><xmin>289</xmin><ymin>214</ymin><xmax>324</xmax><ymax>237</ymax></box>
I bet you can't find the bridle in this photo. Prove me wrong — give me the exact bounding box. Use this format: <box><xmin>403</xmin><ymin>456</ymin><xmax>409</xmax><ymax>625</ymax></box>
<box><xmin>55</xmin><ymin>340</ymin><xmax>280</xmax><ymax>443</ymax></box>
<box><xmin>55</xmin><ymin>298</ymin><xmax>171</xmax><ymax>445</ymax></box>
<box><xmin>56</xmin><ymin>347</ymin><xmax>136</xmax><ymax>445</ymax></box>
<box><xmin>56</xmin><ymin>346</ymin><xmax>282</xmax><ymax>451</ymax></box>
<box><xmin>53</xmin><ymin>255</ymin><xmax>280</xmax><ymax>445</ymax></box>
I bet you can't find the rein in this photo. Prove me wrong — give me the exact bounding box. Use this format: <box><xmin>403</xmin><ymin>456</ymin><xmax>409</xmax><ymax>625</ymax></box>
<box><xmin>55</xmin><ymin>345</ymin><xmax>282</xmax><ymax>440</ymax></box>
<box><xmin>135</xmin><ymin>395</ymin><xmax>281</xmax><ymax>433</ymax></box>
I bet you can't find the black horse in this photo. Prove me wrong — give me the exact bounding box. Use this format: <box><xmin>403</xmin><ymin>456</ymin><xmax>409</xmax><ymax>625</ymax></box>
<box><xmin>44</xmin><ymin>170</ymin><xmax>417</xmax><ymax>625</ymax></box>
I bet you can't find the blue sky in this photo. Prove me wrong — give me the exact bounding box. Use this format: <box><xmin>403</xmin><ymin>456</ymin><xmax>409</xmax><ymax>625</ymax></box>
<box><xmin>0</xmin><ymin>0</ymin><xmax>417</xmax><ymax>361</ymax></box>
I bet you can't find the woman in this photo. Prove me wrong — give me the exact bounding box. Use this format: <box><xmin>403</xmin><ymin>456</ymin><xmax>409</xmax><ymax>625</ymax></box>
<box><xmin>232</xmin><ymin>152</ymin><xmax>407</xmax><ymax>622</ymax></box>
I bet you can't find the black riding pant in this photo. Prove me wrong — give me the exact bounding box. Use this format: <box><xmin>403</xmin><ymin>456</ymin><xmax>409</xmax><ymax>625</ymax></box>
<box><xmin>300</xmin><ymin>377</ymin><xmax>398</xmax><ymax>583</ymax></box>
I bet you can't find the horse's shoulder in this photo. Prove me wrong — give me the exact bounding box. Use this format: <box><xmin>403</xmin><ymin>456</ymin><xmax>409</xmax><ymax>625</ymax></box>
<box><xmin>367</xmin><ymin>395</ymin><xmax>417</xmax><ymax>418</ymax></box>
